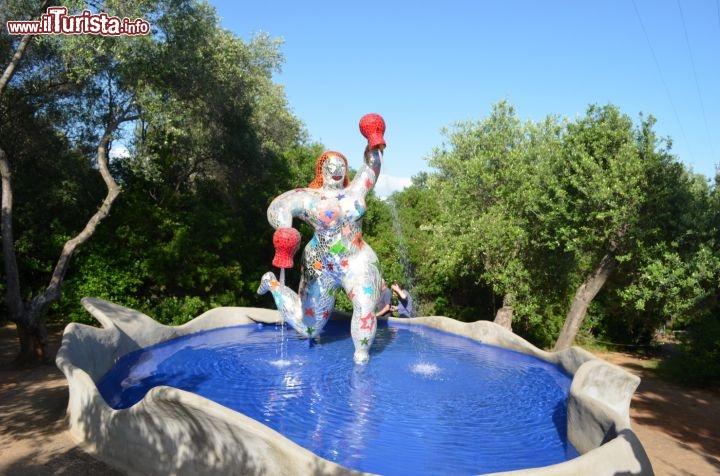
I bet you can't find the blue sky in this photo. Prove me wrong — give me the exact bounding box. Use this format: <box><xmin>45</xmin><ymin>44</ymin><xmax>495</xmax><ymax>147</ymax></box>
<box><xmin>210</xmin><ymin>0</ymin><xmax>720</xmax><ymax>197</ymax></box>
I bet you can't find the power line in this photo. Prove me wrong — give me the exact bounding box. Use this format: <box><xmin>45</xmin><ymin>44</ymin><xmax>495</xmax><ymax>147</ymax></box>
<box><xmin>676</xmin><ymin>0</ymin><xmax>717</xmax><ymax>162</ymax></box>
<box><xmin>631</xmin><ymin>0</ymin><xmax>693</xmax><ymax>161</ymax></box>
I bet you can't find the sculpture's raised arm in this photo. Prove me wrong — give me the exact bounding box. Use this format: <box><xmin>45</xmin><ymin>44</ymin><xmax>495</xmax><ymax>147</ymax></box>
<box><xmin>348</xmin><ymin>114</ymin><xmax>385</xmax><ymax>197</ymax></box>
<box><xmin>347</xmin><ymin>147</ymin><xmax>382</xmax><ymax>197</ymax></box>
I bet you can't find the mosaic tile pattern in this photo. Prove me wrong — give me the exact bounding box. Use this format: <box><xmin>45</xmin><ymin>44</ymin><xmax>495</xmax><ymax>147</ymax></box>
<box><xmin>259</xmin><ymin>147</ymin><xmax>383</xmax><ymax>364</ymax></box>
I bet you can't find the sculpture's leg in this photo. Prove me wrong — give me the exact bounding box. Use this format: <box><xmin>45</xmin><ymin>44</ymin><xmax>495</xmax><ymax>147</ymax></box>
<box><xmin>257</xmin><ymin>271</ymin><xmax>306</xmax><ymax>336</ymax></box>
<box><xmin>343</xmin><ymin>265</ymin><xmax>381</xmax><ymax>364</ymax></box>
<box><xmin>298</xmin><ymin>274</ymin><xmax>337</xmax><ymax>339</ymax></box>
<box><xmin>258</xmin><ymin>271</ymin><xmax>336</xmax><ymax>339</ymax></box>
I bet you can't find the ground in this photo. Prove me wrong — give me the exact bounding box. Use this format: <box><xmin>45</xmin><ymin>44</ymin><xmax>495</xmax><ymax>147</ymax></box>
<box><xmin>1</xmin><ymin>323</ymin><xmax>719</xmax><ymax>476</ymax></box>
<box><xmin>595</xmin><ymin>350</ymin><xmax>720</xmax><ymax>476</ymax></box>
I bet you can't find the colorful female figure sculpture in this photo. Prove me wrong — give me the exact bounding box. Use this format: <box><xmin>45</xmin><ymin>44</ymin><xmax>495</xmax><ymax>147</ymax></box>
<box><xmin>258</xmin><ymin>114</ymin><xmax>386</xmax><ymax>364</ymax></box>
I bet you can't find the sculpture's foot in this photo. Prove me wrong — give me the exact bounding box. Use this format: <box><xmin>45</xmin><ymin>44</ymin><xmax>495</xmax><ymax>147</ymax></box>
<box><xmin>353</xmin><ymin>349</ymin><xmax>369</xmax><ymax>365</ymax></box>
<box><xmin>257</xmin><ymin>271</ymin><xmax>277</xmax><ymax>295</ymax></box>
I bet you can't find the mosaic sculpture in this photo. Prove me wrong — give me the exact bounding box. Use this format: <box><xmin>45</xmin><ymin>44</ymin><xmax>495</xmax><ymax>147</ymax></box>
<box><xmin>258</xmin><ymin>114</ymin><xmax>386</xmax><ymax>364</ymax></box>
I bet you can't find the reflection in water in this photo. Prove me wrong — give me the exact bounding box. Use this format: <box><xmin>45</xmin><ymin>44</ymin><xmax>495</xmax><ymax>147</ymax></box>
<box><xmin>97</xmin><ymin>320</ymin><xmax>578</xmax><ymax>475</ymax></box>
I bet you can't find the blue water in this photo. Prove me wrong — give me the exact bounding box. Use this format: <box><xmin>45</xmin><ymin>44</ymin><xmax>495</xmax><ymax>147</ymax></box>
<box><xmin>97</xmin><ymin>320</ymin><xmax>579</xmax><ymax>475</ymax></box>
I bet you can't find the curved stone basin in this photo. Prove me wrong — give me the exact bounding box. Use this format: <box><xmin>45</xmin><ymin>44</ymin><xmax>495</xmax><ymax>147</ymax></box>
<box><xmin>56</xmin><ymin>297</ymin><xmax>654</xmax><ymax>475</ymax></box>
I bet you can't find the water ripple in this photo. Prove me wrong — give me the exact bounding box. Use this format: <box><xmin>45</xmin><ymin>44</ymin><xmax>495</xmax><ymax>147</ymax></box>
<box><xmin>97</xmin><ymin>321</ymin><xmax>578</xmax><ymax>475</ymax></box>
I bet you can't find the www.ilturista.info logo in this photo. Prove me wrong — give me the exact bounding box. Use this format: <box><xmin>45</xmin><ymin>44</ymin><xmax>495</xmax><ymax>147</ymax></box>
<box><xmin>6</xmin><ymin>7</ymin><xmax>150</xmax><ymax>36</ymax></box>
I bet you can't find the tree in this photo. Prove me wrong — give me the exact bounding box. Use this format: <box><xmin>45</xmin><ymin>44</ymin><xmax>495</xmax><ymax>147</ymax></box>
<box><xmin>414</xmin><ymin>102</ymin><xmax>705</xmax><ymax>350</ymax></box>
<box><xmin>423</xmin><ymin>102</ymin><xmax>567</xmax><ymax>328</ymax></box>
<box><xmin>604</xmin><ymin>120</ymin><xmax>716</xmax><ymax>343</ymax></box>
<box><xmin>543</xmin><ymin>105</ymin><xmax>647</xmax><ymax>350</ymax></box>
<box><xmin>1</xmin><ymin>0</ymin><xmax>157</xmax><ymax>362</ymax></box>
<box><xmin>427</xmin><ymin>102</ymin><xmax>521</xmax><ymax>321</ymax></box>
<box><xmin>52</xmin><ymin>2</ymin><xmax>314</xmax><ymax>325</ymax></box>
<box><xmin>2</xmin><ymin>0</ymin><xmax>295</xmax><ymax>362</ymax></box>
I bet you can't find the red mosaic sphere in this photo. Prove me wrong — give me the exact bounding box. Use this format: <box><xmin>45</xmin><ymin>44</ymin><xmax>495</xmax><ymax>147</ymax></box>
<box><xmin>272</xmin><ymin>227</ymin><xmax>301</xmax><ymax>269</ymax></box>
<box><xmin>359</xmin><ymin>113</ymin><xmax>386</xmax><ymax>150</ymax></box>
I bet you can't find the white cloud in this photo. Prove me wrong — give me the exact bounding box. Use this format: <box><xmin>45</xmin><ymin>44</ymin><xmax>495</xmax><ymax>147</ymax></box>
<box><xmin>374</xmin><ymin>174</ymin><xmax>412</xmax><ymax>199</ymax></box>
<box><xmin>109</xmin><ymin>144</ymin><xmax>130</xmax><ymax>160</ymax></box>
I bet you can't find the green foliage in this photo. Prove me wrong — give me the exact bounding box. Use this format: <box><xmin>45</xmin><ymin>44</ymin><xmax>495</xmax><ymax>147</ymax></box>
<box><xmin>55</xmin><ymin>252</ymin><xmax>145</xmax><ymax>324</ymax></box>
<box><xmin>363</xmin><ymin>194</ymin><xmax>406</xmax><ymax>283</ymax></box>
<box><xmin>395</xmin><ymin>101</ymin><xmax>717</xmax><ymax>351</ymax></box>
<box><xmin>2</xmin><ymin>0</ymin><xmax>315</xmax><ymax>326</ymax></box>
<box><xmin>618</xmin><ymin>245</ymin><xmax>718</xmax><ymax>324</ymax></box>
<box><xmin>422</xmin><ymin>101</ymin><xmax>565</xmax><ymax>336</ymax></box>
<box><xmin>152</xmin><ymin>295</ymin><xmax>209</xmax><ymax>326</ymax></box>
<box><xmin>0</xmin><ymin>88</ymin><xmax>104</xmax><ymax>312</ymax></box>
<box><xmin>384</xmin><ymin>175</ymin><xmax>444</xmax><ymax>317</ymax></box>
<box><xmin>660</xmin><ymin>313</ymin><xmax>720</xmax><ymax>387</ymax></box>
<box><xmin>3</xmin><ymin>0</ymin><xmax>719</xmax><ymax>382</ymax></box>
<box><xmin>597</xmin><ymin>120</ymin><xmax>716</xmax><ymax>343</ymax></box>
<box><xmin>333</xmin><ymin>290</ymin><xmax>353</xmax><ymax>313</ymax></box>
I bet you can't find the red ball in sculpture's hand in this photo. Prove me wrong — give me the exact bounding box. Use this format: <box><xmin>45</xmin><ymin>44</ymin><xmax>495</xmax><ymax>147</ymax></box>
<box><xmin>359</xmin><ymin>113</ymin><xmax>386</xmax><ymax>150</ymax></box>
<box><xmin>272</xmin><ymin>227</ymin><xmax>301</xmax><ymax>269</ymax></box>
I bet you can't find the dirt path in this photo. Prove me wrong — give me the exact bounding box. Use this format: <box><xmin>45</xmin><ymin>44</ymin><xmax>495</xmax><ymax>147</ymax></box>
<box><xmin>0</xmin><ymin>324</ymin><xmax>123</xmax><ymax>476</ymax></box>
<box><xmin>1</xmin><ymin>323</ymin><xmax>719</xmax><ymax>475</ymax></box>
<box><xmin>595</xmin><ymin>350</ymin><xmax>720</xmax><ymax>476</ymax></box>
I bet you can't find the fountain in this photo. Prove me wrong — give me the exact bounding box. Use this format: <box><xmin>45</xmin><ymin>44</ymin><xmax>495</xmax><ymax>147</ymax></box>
<box><xmin>57</xmin><ymin>298</ymin><xmax>653</xmax><ymax>475</ymax></box>
<box><xmin>386</xmin><ymin>195</ymin><xmax>415</xmax><ymax>294</ymax></box>
<box><xmin>55</xmin><ymin>114</ymin><xmax>654</xmax><ymax>474</ymax></box>
<box><xmin>97</xmin><ymin>318</ymin><xmax>579</xmax><ymax>474</ymax></box>
<box><xmin>258</xmin><ymin>113</ymin><xmax>388</xmax><ymax>365</ymax></box>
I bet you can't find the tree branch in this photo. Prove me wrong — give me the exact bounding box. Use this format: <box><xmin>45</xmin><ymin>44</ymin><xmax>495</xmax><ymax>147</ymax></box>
<box><xmin>0</xmin><ymin>0</ymin><xmax>54</xmax><ymax>96</ymax></box>
<box><xmin>32</xmin><ymin>121</ymin><xmax>122</xmax><ymax>311</ymax></box>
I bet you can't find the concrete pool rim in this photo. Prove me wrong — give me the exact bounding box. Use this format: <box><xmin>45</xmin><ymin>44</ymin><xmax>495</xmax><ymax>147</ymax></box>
<box><xmin>56</xmin><ymin>297</ymin><xmax>654</xmax><ymax>475</ymax></box>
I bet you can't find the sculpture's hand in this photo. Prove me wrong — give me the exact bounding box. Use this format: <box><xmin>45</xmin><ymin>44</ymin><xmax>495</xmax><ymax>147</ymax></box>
<box><xmin>272</xmin><ymin>227</ymin><xmax>301</xmax><ymax>269</ymax></box>
<box><xmin>359</xmin><ymin>113</ymin><xmax>386</xmax><ymax>151</ymax></box>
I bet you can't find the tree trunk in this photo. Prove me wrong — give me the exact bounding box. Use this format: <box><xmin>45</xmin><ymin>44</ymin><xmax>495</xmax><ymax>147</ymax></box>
<box><xmin>1</xmin><ymin>0</ymin><xmax>58</xmax><ymax>365</ymax></box>
<box><xmin>1</xmin><ymin>127</ymin><xmax>121</xmax><ymax>365</ymax></box>
<box><xmin>0</xmin><ymin>0</ymin><xmax>52</xmax><ymax>95</ymax></box>
<box><xmin>14</xmin><ymin>314</ymin><xmax>51</xmax><ymax>365</ymax></box>
<box><xmin>493</xmin><ymin>293</ymin><xmax>515</xmax><ymax>331</ymax></box>
<box><xmin>0</xmin><ymin>147</ymin><xmax>22</xmax><ymax>318</ymax></box>
<box><xmin>554</xmin><ymin>252</ymin><xmax>618</xmax><ymax>351</ymax></box>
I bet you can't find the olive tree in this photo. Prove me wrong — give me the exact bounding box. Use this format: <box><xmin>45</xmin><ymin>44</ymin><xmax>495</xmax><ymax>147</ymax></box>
<box><xmin>1</xmin><ymin>0</ymin><xmax>289</xmax><ymax>363</ymax></box>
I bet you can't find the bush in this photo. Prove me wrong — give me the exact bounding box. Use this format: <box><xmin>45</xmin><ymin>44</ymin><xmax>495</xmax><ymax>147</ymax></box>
<box><xmin>54</xmin><ymin>254</ymin><xmax>145</xmax><ymax>325</ymax></box>
<box><xmin>151</xmin><ymin>296</ymin><xmax>209</xmax><ymax>326</ymax></box>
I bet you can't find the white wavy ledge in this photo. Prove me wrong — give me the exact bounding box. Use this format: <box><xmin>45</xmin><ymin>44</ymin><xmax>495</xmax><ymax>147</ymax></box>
<box><xmin>56</xmin><ymin>297</ymin><xmax>654</xmax><ymax>475</ymax></box>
